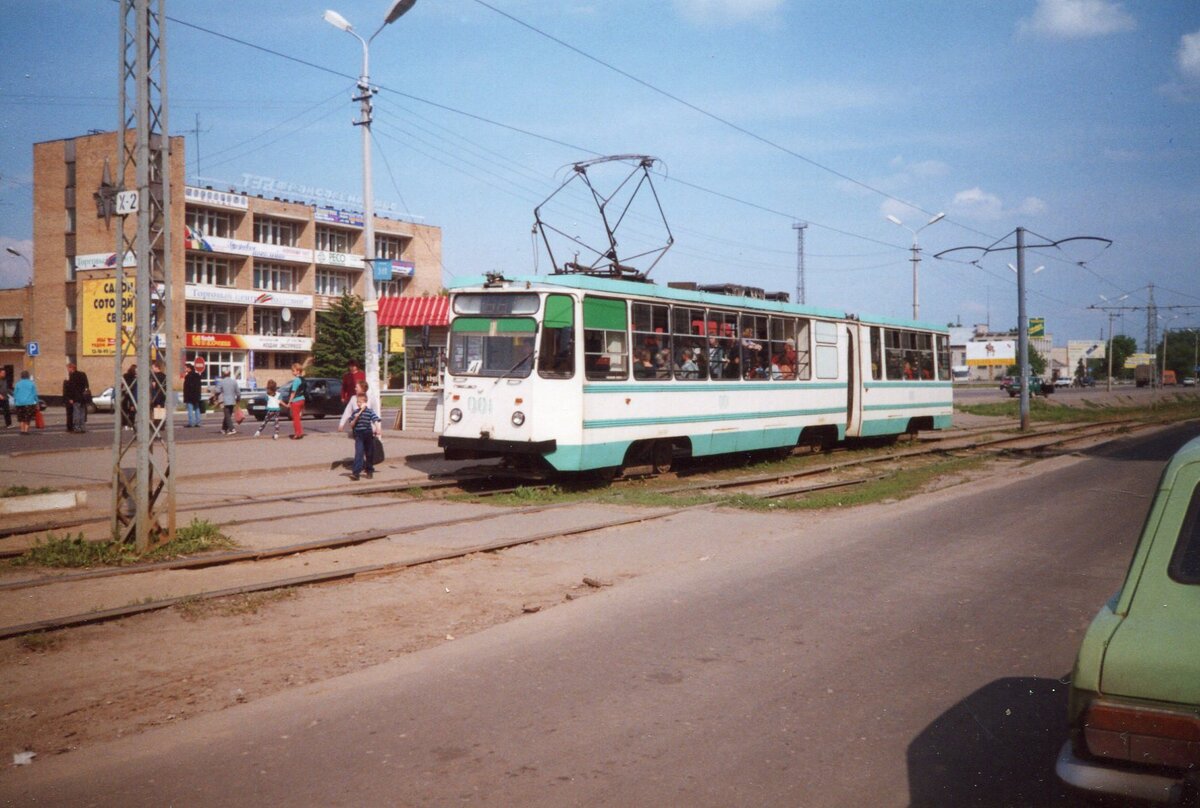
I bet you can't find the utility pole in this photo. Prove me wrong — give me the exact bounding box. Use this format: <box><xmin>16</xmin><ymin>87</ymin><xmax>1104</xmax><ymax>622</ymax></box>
<box><xmin>1146</xmin><ymin>284</ymin><xmax>1157</xmax><ymax>355</ymax></box>
<box><xmin>111</xmin><ymin>0</ymin><xmax>176</xmax><ymax>550</ymax></box>
<box><xmin>936</xmin><ymin>227</ymin><xmax>1112</xmax><ymax>431</ymax></box>
<box><xmin>792</xmin><ymin>221</ymin><xmax>807</xmax><ymax>305</ymax></box>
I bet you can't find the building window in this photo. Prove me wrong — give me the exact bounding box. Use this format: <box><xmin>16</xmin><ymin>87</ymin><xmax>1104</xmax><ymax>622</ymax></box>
<box><xmin>192</xmin><ymin>351</ymin><xmax>245</xmax><ymax>387</ymax></box>
<box><xmin>375</xmin><ymin>234</ymin><xmax>406</xmax><ymax>260</ymax></box>
<box><xmin>376</xmin><ymin>278</ymin><xmax>405</xmax><ymax>297</ymax></box>
<box><xmin>0</xmin><ymin>318</ymin><xmax>22</xmax><ymax>347</ymax></box>
<box><xmin>65</xmin><ymin>257</ymin><xmax>76</xmax><ymax>282</ymax></box>
<box><xmin>315</xmin><ymin>226</ymin><xmax>352</xmax><ymax>253</ymax></box>
<box><xmin>65</xmin><ymin>161</ymin><xmax>76</xmax><ymax>188</ymax></box>
<box><xmin>253</xmin><ymin>262</ymin><xmax>296</xmax><ymax>292</ymax></box>
<box><xmin>254</xmin><ymin>216</ymin><xmax>298</xmax><ymax>246</ymax></box>
<box><xmin>186</xmin><ymin>208</ymin><xmax>233</xmax><ymax>238</ymax></box>
<box><xmin>65</xmin><ymin>305</ymin><xmax>76</xmax><ymax>332</ymax></box>
<box><xmin>65</xmin><ymin>207</ymin><xmax>76</xmax><ymax>234</ymax></box>
<box><xmin>315</xmin><ymin>268</ymin><xmax>354</xmax><ymax>297</ymax></box>
<box><xmin>253</xmin><ymin>308</ymin><xmax>297</xmax><ymax>336</ymax></box>
<box><xmin>186</xmin><ymin>304</ymin><xmax>238</xmax><ymax>334</ymax></box>
<box><xmin>186</xmin><ymin>255</ymin><xmax>234</xmax><ymax>286</ymax></box>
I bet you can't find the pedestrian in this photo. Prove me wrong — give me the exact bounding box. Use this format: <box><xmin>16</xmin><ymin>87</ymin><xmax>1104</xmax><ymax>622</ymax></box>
<box><xmin>13</xmin><ymin>370</ymin><xmax>38</xmax><ymax>436</ymax></box>
<box><xmin>0</xmin><ymin>367</ymin><xmax>12</xmax><ymax>428</ymax></box>
<box><xmin>340</xmin><ymin>360</ymin><xmax>365</xmax><ymax>405</ymax></box>
<box><xmin>64</xmin><ymin>362</ymin><xmax>91</xmax><ymax>433</ymax></box>
<box><xmin>282</xmin><ymin>362</ymin><xmax>307</xmax><ymax>439</ymax></box>
<box><xmin>339</xmin><ymin>390</ymin><xmax>381</xmax><ymax>480</ymax></box>
<box><xmin>182</xmin><ymin>361</ymin><xmax>203</xmax><ymax>427</ymax></box>
<box><xmin>254</xmin><ymin>379</ymin><xmax>282</xmax><ymax>439</ymax></box>
<box><xmin>121</xmin><ymin>364</ymin><xmax>137</xmax><ymax>430</ymax></box>
<box><xmin>216</xmin><ymin>369</ymin><xmax>240</xmax><ymax>434</ymax></box>
<box><xmin>149</xmin><ymin>360</ymin><xmax>168</xmax><ymax>419</ymax></box>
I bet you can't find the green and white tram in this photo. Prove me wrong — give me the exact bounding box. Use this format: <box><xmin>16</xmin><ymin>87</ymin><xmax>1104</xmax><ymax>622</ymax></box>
<box><xmin>438</xmin><ymin>273</ymin><xmax>953</xmax><ymax>474</ymax></box>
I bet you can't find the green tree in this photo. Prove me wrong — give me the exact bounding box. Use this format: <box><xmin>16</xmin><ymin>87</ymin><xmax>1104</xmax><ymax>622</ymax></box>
<box><xmin>1108</xmin><ymin>334</ymin><xmax>1137</xmax><ymax>380</ymax></box>
<box><xmin>1006</xmin><ymin>344</ymin><xmax>1046</xmax><ymax>377</ymax></box>
<box><xmin>1160</xmin><ymin>329</ymin><xmax>1200</xmax><ymax>381</ymax></box>
<box><xmin>312</xmin><ymin>292</ymin><xmax>365</xmax><ymax>377</ymax></box>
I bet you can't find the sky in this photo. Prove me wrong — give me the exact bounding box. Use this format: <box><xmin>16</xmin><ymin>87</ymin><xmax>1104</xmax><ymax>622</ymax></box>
<box><xmin>1</xmin><ymin>0</ymin><xmax>1198</xmax><ymax>348</ymax></box>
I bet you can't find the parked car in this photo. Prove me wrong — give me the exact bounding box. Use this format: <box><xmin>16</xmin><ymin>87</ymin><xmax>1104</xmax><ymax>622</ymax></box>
<box><xmin>1003</xmin><ymin>376</ymin><xmax>1054</xmax><ymax>397</ymax></box>
<box><xmin>1056</xmin><ymin>434</ymin><xmax>1200</xmax><ymax>804</ymax></box>
<box><xmin>1183</xmin><ymin>376</ymin><xmax>1196</xmax><ymax>387</ymax></box>
<box><xmin>89</xmin><ymin>387</ymin><xmax>115</xmax><ymax>413</ymax></box>
<box><xmin>246</xmin><ymin>377</ymin><xmax>344</xmax><ymax>421</ymax></box>
<box><xmin>998</xmin><ymin>375</ymin><xmax>1015</xmax><ymax>391</ymax></box>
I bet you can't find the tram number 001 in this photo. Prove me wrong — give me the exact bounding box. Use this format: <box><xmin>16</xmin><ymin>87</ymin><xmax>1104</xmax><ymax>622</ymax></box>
<box><xmin>466</xmin><ymin>396</ymin><xmax>493</xmax><ymax>415</ymax></box>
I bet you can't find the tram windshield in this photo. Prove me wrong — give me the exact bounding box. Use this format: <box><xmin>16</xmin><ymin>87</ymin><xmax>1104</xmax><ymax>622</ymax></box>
<box><xmin>448</xmin><ymin>314</ymin><xmax>537</xmax><ymax>378</ymax></box>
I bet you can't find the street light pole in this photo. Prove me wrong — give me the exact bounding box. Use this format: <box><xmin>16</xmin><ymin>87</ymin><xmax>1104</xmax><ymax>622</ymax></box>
<box><xmin>887</xmin><ymin>212</ymin><xmax>944</xmax><ymax>321</ymax></box>
<box><xmin>324</xmin><ymin>0</ymin><xmax>417</xmax><ymax>416</ymax></box>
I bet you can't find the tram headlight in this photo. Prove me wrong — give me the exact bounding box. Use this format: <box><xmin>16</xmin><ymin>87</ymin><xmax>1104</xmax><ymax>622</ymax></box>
<box><xmin>511</xmin><ymin>411</ymin><xmax>526</xmax><ymax>427</ymax></box>
<box><xmin>449</xmin><ymin>408</ymin><xmax>463</xmax><ymax>423</ymax></box>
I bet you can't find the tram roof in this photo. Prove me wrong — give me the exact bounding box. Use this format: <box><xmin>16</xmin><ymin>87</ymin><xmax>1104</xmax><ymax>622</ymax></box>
<box><xmin>447</xmin><ymin>274</ymin><xmax>946</xmax><ymax>333</ymax></box>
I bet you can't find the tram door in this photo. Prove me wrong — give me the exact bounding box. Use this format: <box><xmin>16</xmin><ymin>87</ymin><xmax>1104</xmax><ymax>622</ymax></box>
<box><xmin>845</xmin><ymin>325</ymin><xmax>862</xmax><ymax>436</ymax></box>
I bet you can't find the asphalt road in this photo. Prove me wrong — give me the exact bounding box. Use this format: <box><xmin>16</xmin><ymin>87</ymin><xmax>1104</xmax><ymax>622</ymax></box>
<box><xmin>6</xmin><ymin>422</ymin><xmax>1199</xmax><ymax>807</ymax></box>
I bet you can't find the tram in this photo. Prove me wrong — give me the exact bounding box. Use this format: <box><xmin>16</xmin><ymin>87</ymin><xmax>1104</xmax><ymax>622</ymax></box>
<box><xmin>437</xmin><ymin>272</ymin><xmax>953</xmax><ymax>474</ymax></box>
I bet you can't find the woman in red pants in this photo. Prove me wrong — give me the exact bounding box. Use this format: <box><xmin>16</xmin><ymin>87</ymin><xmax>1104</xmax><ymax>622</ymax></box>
<box><xmin>283</xmin><ymin>362</ymin><xmax>307</xmax><ymax>439</ymax></box>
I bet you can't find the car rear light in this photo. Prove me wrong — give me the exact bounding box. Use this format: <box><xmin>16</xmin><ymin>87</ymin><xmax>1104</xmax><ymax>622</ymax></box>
<box><xmin>1083</xmin><ymin>700</ymin><xmax>1200</xmax><ymax>769</ymax></box>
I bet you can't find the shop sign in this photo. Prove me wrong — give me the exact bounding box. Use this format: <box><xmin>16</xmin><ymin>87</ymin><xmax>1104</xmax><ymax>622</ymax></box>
<box><xmin>185</xmin><ymin>285</ymin><xmax>312</xmax><ymax>309</ymax></box>
<box><xmin>201</xmin><ymin>235</ymin><xmax>312</xmax><ymax>264</ymax></box>
<box><xmin>314</xmin><ymin>206</ymin><xmax>364</xmax><ymax>227</ymax></box>
<box><xmin>81</xmin><ymin>277</ymin><xmax>135</xmax><ymax>356</ymax></box>
<box><xmin>186</xmin><ymin>333</ymin><xmax>313</xmax><ymax>352</ymax></box>
<box><xmin>76</xmin><ymin>252</ymin><xmax>137</xmax><ymax>272</ymax></box>
<box><xmin>184</xmin><ymin>186</ymin><xmax>249</xmax><ymax>210</ymax></box>
<box><xmin>315</xmin><ymin>249</ymin><xmax>364</xmax><ymax>268</ymax></box>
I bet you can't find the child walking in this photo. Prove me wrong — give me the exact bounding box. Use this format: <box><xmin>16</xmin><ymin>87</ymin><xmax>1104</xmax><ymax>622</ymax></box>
<box><xmin>340</xmin><ymin>391</ymin><xmax>381</xmax><ymax>480</ymax></box>
<box><xmin>254</xmin><ymin>379</ymin><xmax>282</xmax><ymax>439</ymax></box>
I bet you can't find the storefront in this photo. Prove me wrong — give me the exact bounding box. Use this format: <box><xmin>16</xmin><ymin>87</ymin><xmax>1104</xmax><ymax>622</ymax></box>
<box><xmin>378</xmin><ymin>296</ymin><xmax>449</xmax><ymax>431</ymax></box>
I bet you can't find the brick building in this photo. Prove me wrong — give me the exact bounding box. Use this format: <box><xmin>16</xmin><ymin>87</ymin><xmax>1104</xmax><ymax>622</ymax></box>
<box><xmin>31</xmin><ymin>130</ymin><xmax>442</xmax><ymax>391</ymax></box>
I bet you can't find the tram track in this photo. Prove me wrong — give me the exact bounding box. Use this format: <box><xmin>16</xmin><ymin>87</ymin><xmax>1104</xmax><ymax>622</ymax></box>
<box><xmin>0</xmin><ymin>416</ymin><xmax>1156</xmax><ymax>640</ymax></box>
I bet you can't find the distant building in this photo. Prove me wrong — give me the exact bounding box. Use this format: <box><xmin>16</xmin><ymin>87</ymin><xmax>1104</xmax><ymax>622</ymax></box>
<box><xmin>30</xmin><ymin>130</ymin><xmax>442</xmax><ymax>389</ymax></box>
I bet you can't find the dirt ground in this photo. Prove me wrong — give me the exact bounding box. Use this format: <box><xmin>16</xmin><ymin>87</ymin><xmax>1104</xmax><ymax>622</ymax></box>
<box><xmin>0</xmin><ymin>437</ymin><xmax>1125</xmax><ymax>769</ymax></box>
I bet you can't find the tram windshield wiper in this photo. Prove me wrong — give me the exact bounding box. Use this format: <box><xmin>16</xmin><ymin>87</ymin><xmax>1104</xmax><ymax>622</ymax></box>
<box><xmin>493</xmin><ymin>351</ymin><xmax>536</xmax><ymax>385</ymax></box>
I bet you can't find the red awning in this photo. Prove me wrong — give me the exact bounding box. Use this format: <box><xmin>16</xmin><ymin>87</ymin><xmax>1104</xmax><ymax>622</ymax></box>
<box><xmin>377</xmin><ymin>296</ymin><xmax>449</xmax><ymax>328</ymax></box>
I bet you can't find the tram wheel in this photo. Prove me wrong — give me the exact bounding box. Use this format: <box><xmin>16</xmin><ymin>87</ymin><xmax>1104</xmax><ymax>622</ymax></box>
<box><xmin>651</xmin><ymin>441</ymin><xmax>675</xmax><ymax>474</ymax></box>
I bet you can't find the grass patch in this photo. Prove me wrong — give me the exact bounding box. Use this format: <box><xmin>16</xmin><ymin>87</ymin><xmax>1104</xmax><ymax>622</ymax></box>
<box><xmin>18</xmin><ymin>631</ymin><xmax>63</xmax><ymax>654</ymax></box>
<box><xmin>175</xmin><ymin>589</ymin><xmax>297</xmax><ymax>621</ymax></box>
<box><xmin>5</xmin><ymin>518</ymin><xmax>237</xmax><ymax>569</ymax></box>
<box><xmin>956</xmin><ymin>395</ymin><xmax>1200</xmax><ymax>424</ymax></box>
<box><xmin>1</xmin><ymin>485</ymin><xmax>55</xmax><ymax>498</ymax></box>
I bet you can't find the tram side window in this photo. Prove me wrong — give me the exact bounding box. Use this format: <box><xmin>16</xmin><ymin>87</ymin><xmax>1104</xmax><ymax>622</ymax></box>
<box><xmin>631</xmin><ymin>302</ymin><xmax>671</xmax><ymax>380</ymax></box>
<box><xmin>913</xmin><ymin>332</ymin><xmax>934</xmax><ymax>379</ymax></box>
<box><xmin>583</xmin><ymin>296</ymin><xmax>628</xmax><ymax>381</ymax></box>
<box><xmin>740</xmin><ymin>314</ymin><xmax>769</xmax><ymax>380</ymax></box>
<box><xmin>794</xmin><ymin>320</ymin><xmax>812</xmax><ymax>380</ymax></box>
<box><xmin>815</xmin><ymin>321</ymin><xmax>839</xmax><ymax>379</ymax></box>
<box><xmin>936</xmin><ymin>334</ymin><xmax>951</xmax><ymax>381</ymax></box>
<box><xmin>884</xmin><ymin>329</ymin><xmax>906</xmax><ymax>379</ymax></box>
<box><xmin>883</xmin><ymin>329</ymin><xmax>934</xmax><ymax>380</ymax></box>
<box><xmin>768</xmin><ymin>317</ymin><xmax>798</xmax><ymax>380</ymax></box>
<box><xmin>672</xmin><ymin>306</ymin><xmax>707</xmax><ymax>380</ymax></box>
<box><xmin>870</xmin><ymin>328</ymin><xmax>883</xmax><ymax>380</ymax></box>
<box><xmin>706</xmin><ymin>310</ymin><xmax>739</xmax><ymax>380</ymax></box>
<box><xmin>538</xmin><ymin>294</ymin><xmax>575</xmax><ymax>379</ymax></box>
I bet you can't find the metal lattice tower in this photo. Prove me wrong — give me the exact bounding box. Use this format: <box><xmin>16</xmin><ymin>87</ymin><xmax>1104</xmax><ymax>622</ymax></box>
<box><xmin>793</xmin><ymin>221</ymin><xmax>807</xmax><ymax>305</ymax></box>
<box><xmin>1145</xmin><ymin>283</ymin><xmax>1157</xmax><ymax>354</ymax></box>
<box><xmin>111</xmin><ymin>0</ymin><xmax>176</xmax><ymax>550</ymax></box>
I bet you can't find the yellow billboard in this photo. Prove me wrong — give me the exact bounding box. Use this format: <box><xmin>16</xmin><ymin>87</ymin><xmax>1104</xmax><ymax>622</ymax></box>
<box><xmin>81</xmin><ymin>277</ymin><xmax>135</xmax><ymax>356</ymax></box>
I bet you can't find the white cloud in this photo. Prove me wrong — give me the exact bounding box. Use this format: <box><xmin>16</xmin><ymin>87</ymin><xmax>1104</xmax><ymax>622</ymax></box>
<box><xmin>1178</xmin><ymin>30</ymin><xmax>1200</xmax><ymax>81</ymax></box>
<box><xmin>950</xmin><ymin>188</ymin><xmax>1047</xmax><ymax>221</ymax></box>
<box><xmin>0</xmin><ymin>237</ymin><xmax>33</xmax><ymax>288</ymax></box>
<box><xmin>1017</xmin><ymin>0</ymin><xmax>1135</xmax><ymax>39</ymax></box>
<box><xmin>673</xmin><ymin>0</ymin><xmax>784</xmax><ymax>25</ymax></box>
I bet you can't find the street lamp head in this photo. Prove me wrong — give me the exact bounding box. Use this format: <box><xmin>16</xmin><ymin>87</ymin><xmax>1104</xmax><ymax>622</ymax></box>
<box><xmin>886</xmin><ymin>214</ymin><xmax>903</xmax><ymax>227</ymax></box>
<box><xmin>323</xmin><ymin>9</ymin><xmax>353</xmax><ymax>31</ymax></box>
<box><xmin>925</xmin><ymin>212</ymin><xmax>945</xmax><ymax>227</ymax></box>
<box><xmin>5</xmin><ymin>247</ymin><xmax>23</xmax><ymax>258</ymax></box>
<box><xmin>384</xmin><ymin>0</ymin><xmax>418</xmax><ymax>25</ymax></box>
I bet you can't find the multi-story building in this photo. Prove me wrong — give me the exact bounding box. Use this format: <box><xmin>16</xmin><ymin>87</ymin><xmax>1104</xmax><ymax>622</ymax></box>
<box><xmin>31</xmin><ymin>130</ymin><xmax>442</xmax><ymax>390</ymax></box>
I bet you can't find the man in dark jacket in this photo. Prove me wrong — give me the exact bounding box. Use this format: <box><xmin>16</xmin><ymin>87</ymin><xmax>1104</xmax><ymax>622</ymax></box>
<box><xmin>183</xmin><ymin>361</ymin><xmax>203</xmax><ymax>427</ymax></box>
<box><xmin>0</xmin><ymin>367</ymin><xmax>11</xmax><ymax>428</ymax></box>
<box><xmin>64</xmin><ymin>363</ymin><xmax>91</xmax><ymax>433</ymax></box>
